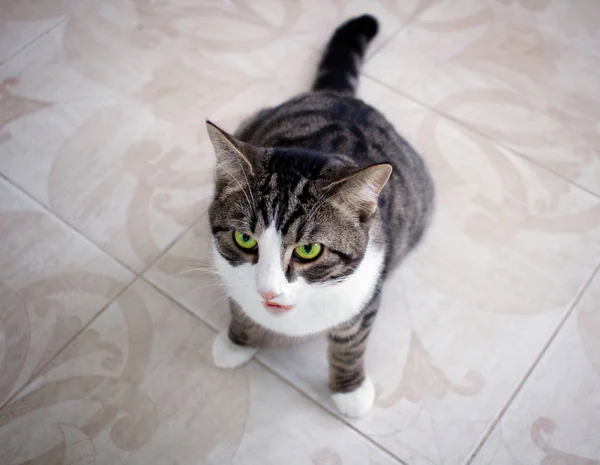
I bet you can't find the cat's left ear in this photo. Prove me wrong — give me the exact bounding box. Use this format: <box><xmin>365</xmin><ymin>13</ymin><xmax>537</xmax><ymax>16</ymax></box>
<box><xmin>328</xmin><ymin>163</ymin><xmax>392</xmax><ymax>219</ymax></box>
<box><xmin>206</xmin><ymin>120</ymin><xmax>258</xmax><ymax>190</ymax></box>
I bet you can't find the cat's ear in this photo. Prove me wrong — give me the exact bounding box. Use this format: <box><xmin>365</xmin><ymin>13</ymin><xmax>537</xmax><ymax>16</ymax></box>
<box><xmin>329</xmin><ymin>163</ymin><xmax>392</xmax><ymax>219</ymax></box>
<box><xmin>206</xmin><ymin>120</ymin><xmax>257</xmax><ymax>190</ymax></box>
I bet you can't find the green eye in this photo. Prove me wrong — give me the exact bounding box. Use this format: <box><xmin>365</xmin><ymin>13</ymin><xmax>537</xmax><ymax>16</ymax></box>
<box><xmin>294</xmin><ymin>243</ymin><xmax>323</xmax><ymax>262</ymax></box>
<box><xmin>233</xmin><ymin>231</ymin><xmax>257</xmax><ymax>250</ymax></box>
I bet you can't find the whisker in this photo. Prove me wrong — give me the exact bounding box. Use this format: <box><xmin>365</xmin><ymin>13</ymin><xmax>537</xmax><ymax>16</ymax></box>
<box><xmin>177</xmin><ymin>268</ymin><xmax>222</xmax><ymax>277</ymax></box>
<box><xmin>173</xmin><ymin>261</ymin><xmax>216</xmax><ymax>267</ymax></box>
<box><xmin>168</xmin><ymin>259</ymin><xmax>217</xmax><ymax>268</ymax></box>
<box><xmin>207</xmin><ymin>293</ymin><xmax>230</xmax><ymax>310</ymax></box>
<box><xmin>193</xmin><ymin>282</ymin><xmax>229</xmax><ymax>291</ymax></box>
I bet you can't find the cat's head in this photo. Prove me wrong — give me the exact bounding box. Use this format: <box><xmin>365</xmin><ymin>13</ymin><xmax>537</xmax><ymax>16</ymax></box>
<box><xmin>206</xmin><ymin>121</ymin><xmax>391</xmax><ymax>335</ymax></box>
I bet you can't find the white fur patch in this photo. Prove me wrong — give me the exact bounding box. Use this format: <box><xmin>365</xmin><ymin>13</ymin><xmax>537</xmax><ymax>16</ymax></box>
<box><xmin>254</xmin><ymin>224</ymin><xmax>286</xmax><ymax>296</ymax></box>
<box><xmin>331</xmin><ymin>377</ymin><xmax>375</xmax><ymax>418</ymax></box>
<box><xmin>212</xmin><ymin>331</ymin><xmax>258</xmax><ymax>368</ymax></box>
<box><xmin>213</xmin><ymin>221</ymin><xmax>384</xmax><ymax>337</ymax></box>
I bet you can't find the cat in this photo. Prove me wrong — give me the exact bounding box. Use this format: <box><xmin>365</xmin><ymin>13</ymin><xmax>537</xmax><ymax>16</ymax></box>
<box><xmin>206</xmin><ymin>15</ymin><xmax>434</xmax><ymax>418</ymax></box>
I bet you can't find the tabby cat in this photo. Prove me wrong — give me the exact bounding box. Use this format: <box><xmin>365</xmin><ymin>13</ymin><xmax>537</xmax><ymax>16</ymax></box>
<box><xmin>207</xmin><ymin>15</ymin><xmax>434</xmax><ymax>418</ymax></box>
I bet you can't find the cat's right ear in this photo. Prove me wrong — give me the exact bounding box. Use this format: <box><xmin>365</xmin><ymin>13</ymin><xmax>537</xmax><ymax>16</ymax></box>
<box><xmin>327</xmin><ymin>163</ymin><xmax>392</xmax><ymax>220</ymax></box>
<box><xmin>206</xmin><ymin>120</ymin><xmax>257</xmax><ymax>190</ymax></box>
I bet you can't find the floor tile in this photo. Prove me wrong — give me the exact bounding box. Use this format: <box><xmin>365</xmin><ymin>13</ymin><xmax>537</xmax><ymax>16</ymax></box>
<box><xmin>471</xmin><ymin>269</ymin><xmax>600</xmax><ymax>465</ymax></box>
<box><xmin>0</xmin><ymin>0</ymin><xmax>319</xmax><ymax>271</ymax></box>
<box><xmin>0</xmin><ymin>0</ymin><xmax>86</xmax><ymax>65</ymax></box>
<box><xmin>4</xmin><ymin>0</ymin><xmax>600</xmax><ymax>462</ymax></box>
<box><xmin>146</xmin><ymin>77</ymin><xmax>600</xmax><ymax>465</ymax></box>
<box><xmin>364</xmin><ymin>0</ymin><xmax>600</xmax><ymax>195</ymax></box>
<box><xmin>0</xmin><ymin>279</ymin><xmax>402</xmax><ymax>465</ymax></box>
<box><xmin>0</xmin><ymin>177</ymin><xmax>132</xmax><ymax>409</ymax></box>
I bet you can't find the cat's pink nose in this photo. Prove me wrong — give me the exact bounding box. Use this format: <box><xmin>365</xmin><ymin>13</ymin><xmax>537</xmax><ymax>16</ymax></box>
<box><xmin>259</xmin><ymin>291</ymin><xmax>278</xmax><ymax>302</ymax></box>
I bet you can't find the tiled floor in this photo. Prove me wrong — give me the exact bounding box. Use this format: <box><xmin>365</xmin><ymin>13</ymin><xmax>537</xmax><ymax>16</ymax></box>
<box><xmin>1</xmin><ymin>1</ymin><xmax>599</xmax><ymax>464</ymax></box>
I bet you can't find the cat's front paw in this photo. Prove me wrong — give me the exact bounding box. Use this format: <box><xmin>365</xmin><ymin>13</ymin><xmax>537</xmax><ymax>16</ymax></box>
<box><xmin>331</xmin><ymin>377</ymin><xmax>375</xmax><ymax>418</ymax></box>
<box><xmin>212</xmin><ymin>331</ymin><xmax>258</xmax><ymax>369</ymax></box>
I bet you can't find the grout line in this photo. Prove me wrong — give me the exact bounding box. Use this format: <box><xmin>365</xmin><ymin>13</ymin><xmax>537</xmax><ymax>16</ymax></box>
<box><xmin>365</xmin><ymin>0</ymin><xmax>436</xmax><ymax>65</ymax></box>
<box><xmin>0</xmin><ymin>172</ymin><xmax>138</xmax><ymax>275</ymax></box>
<box><xmin>1</xmin><ymin>170</ymin><xmax>209</xmax><ymax>281</ymax></box>
<box><xmin>254</xmin><ymin>357</ymin><xmax>411</xmax><ymax>465</ymax></box>
<box><xmin>140</xmin><ymin>275</ymin><xmax>218</xmax><ymax>325</ymax></box>
<box><xmin>1</xmin><ymin>0</ymin><xmax>200</xmax><ymax>279</ymax></box>
<box><xmin>362</xmin><ymin>74</ymin><xmax>600</xmax><ymax>201</ymax></box>
<box><xmin>142</xmin><ymin>277</ymin><xmax>410</xmax><ymax>465</ymax></box>
<box><xmin>464</xmin><ymin>259</ymin><xmax>600</xmax><ymax>465</ymax></box>
<box><xmin>0</xmin><ymin>277</ymin><xmax>138</xmax><ymax>413</ymax></box>
<box><xmin>137</xmin><ymin>209</ymin><xmax>209</xmax><ymax>278</ymax></box>
<box><xmin>0</xmin><ymin>0</ymin><xmax>94</xmax><ymax>71</ymax></box>
<box><xmin>0</xmin><ymin>19</ymin><xmax>67</xmax><ymax>70</ymax></box>
<box><xmin>285</xmin><ymin>0</ymin><xmax>436</xmax><ymax>71</ymax></box>
<box><xmin>2</xmin><ymin>3</ymin><xmax>594</xmax><ymax>459</ymax></box>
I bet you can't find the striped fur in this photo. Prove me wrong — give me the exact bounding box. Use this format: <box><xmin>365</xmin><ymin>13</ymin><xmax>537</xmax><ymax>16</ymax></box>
<box><xmin>207</xmin><ymin>15</ymin><xmax>435</xmax><ymax>417</ymax></box>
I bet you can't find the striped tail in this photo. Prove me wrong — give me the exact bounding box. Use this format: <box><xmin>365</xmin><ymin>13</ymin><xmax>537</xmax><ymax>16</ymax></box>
<box><xmin>312</xmin><ymin>15</ymin><xmax>379</xmax><ymax>95</ymax></box>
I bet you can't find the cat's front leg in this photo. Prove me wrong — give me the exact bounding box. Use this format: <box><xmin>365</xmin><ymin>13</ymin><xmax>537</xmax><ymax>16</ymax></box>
<box><xmin>212</xmin><ymin>300</ymin><xmax>263</xmax><ymax>369</ymax></box>
<box><xmin>328</xmin><ymin>293</ymin><xmax>380</xmax><ymax>418</ymax></box>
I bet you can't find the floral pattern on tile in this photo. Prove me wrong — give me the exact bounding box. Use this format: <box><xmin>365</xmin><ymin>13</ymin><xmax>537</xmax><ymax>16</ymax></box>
<box><xmin>2</xmin><ymin>0</ymin><xmax>600</xmax><ymax>463</ymax></box>
<box><xmin>364</xmin><ymin>0</ymin><xmax>600</xmax><ymax>195</ymax></box>
<box><xmin>0</xmin><ymin>178</ymin><xmax>132</xmax><ymax>409</ymax></box>
<box><xmin>0</xmin><ymin>0</ymin><xmax>320</xmax><ymax>271</ymax></box>
<box><xmin>0</xmin><ymin>280</ymin><xmax>401</xmax><ymax>465</ymax></box>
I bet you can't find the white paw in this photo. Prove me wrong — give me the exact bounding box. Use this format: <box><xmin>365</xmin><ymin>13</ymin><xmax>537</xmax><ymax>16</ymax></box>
<box><xmin>212</xmin><ymin>331</ymin><xmax>258</xmax><ymax>369</ymax></box>
<box><xmin>332</xmin><ymin>377</ymin><xmax>375</xmax><ymax>418</ymax></box>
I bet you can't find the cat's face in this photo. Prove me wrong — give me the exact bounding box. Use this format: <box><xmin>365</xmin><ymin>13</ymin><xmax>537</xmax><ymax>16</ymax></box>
<box><xmin>206</xmin><ymin>122</ymin><xmax>390</xmax><ymax>336</ymax></box>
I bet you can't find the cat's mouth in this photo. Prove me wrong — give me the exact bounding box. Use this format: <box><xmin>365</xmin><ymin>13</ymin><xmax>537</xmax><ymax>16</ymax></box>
<box><xmin>262</xmin><ymin>301</ymin><xmax>294</xmax><ymax>313</ymax></box>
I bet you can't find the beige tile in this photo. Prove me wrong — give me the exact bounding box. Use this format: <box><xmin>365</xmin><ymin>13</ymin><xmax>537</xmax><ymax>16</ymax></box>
<box><xmin>0</xmin><ymin>177</ymin><xmax>132</xmax><ymax>410</ymax></box>
<box><xmin>364</xmin><ymin>0</ymin><xmax>600</xmax><ymax>195</ymax></box>
<box><xmin>4</xmin><ymin>0</ymin><xmax>599</xmax><ymax>462</ymax></box>
<box><xmin>0</xmin><ymin>279</ymin><xmax>402</xmax><ymax>465</ymax></box>
<box><xmin>471</xmin><ymin>269</ymin><xmax>600</xmax><ymax>465</ymax></box>
<box><xmin>0</xmin><ymin>0</ymin><xmax>320</xmax><ymax>271</ymax></box>
<box><xmin>0</xmin><ymin>0</ymin><xmax>86</xmax><ymax>64</ymax></box>
<box><xmin>146</xmin><ymin>78</ymin><xmax>600</xmax><ymax>465</ymax></box>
